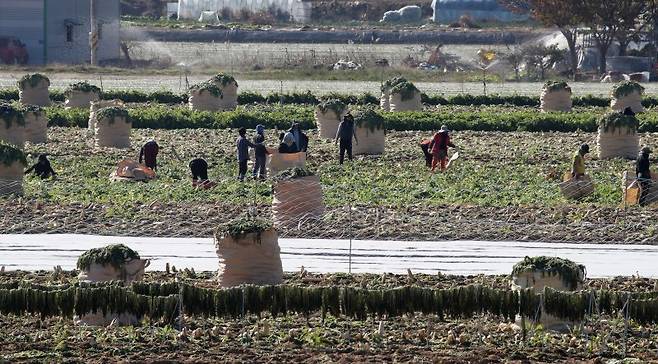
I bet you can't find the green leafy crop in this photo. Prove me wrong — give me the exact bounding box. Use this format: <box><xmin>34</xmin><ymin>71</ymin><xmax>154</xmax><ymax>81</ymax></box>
<box><xmin>611</xmin><ymin>80</ymin><xmax>644</xmax><ymax>99</ymax></box>
<box><xmin>274</xmin><ymin>167</ymin><xmax>315</xmax><ymax>181</ymax></box>
<box><xmin>354</xmin><ymin>108</ymin><xmax>385</xmax><ymax>132</ymax></box>
<box><xmin>96</xmin><ymin>107</ymin><xmax>131</xmax><ymax>124</ymax></box>
<box><xmin>0</xmin><ymin>141</ymin><xmax>27</xmax><ymax>167</ymax></box>
<box><xmin>543</xmin><ymin>81</ymin><xmax>571</xmax><ymax>93</ymax></box>
<box><xmin>599</xmin><ymin>111</ymin><xmax>638</xmax><ymax>133</ymax></box>
<box><xmin>17</xmin><ymin>73</ymin><xmax>50</xmax><ymax>89</ymax></box>
<box><xmin>380</xmin><ymin>77</ymin><xmax>408</xmax><ymax>93</ymax></box>
<box><xmin>217</xmin><ymin>215</ymin><xmax>273</xmax><ymax>240</ymax></box>
<box><xmin>65</xmin><ymin>81</ymin><xmax>101</xmax><ymax>96</ymax></box>
<box><xmin>0</xmin><ymin>102</ymin><xmax>25</xmax><ymax>129</ymax></box>
<box><xmin>76</xmin><ymin>244</ymin><xmax>140</xmax><ymax>270</ymax></box>
<box><xmin>512</xmin><ymin>256</ymin><xmax>585</xmax><ymax>290</ymax></box>
<box><xmin>317</xmin><ymin>99</ymin><xmax>347</xmax><ymax>115</ymax></box>
<box><xmin>210</xmin><ymin>73</ymin><xmax>238</xmax><ymax>87</ymax></box>
<box><xmin>390</xmin><ymin>81</ymin><xmax>420</xmax><ymax>101</ymax></box>
<box><xmin>190</xmin><ymin>81</ymin><xmax>223</xmax><ymax>98</ymax></box>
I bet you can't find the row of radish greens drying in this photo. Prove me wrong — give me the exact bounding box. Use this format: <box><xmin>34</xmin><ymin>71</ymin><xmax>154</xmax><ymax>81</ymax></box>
<box><xmin>1</xmin><ymin>282</ymin><xmax>658</xmax><ymax>324</ymax></box>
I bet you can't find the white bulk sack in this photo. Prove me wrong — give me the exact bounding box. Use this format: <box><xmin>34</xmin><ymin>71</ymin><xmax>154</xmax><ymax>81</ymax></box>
<box><xmin>611</xmin><ymin>91</ymin><xmax>644</xmax><ymax>114</ymax></box>
<box><xmin>540</xmin><ymin>89</ymin><xmax>572</xmax><ymax>112</ymax></box>
<box><xmin>0</xmin><ymin>160</ymin><xmax>25</xmax><ymax>196</ymax></box>
<box><xmin>76</xmin><ymin>259</ymin><xmax>149</xmax><ymax>326</ymax></box>
<box><xmin>188</xmin><ymin>88</ymin><xmax>222</xmax><ymax>111</ymax></box>
<box><xmin>315</xmin><ymin>108</ymin><xmax>345</xmax><ymax>139</ymax></box>
<box><xmin>24</xmin><ymin>109</ymin><xmax>48</xmax><ymax>144</ymax></box>
<box><xmin>597</xmin><ymin>127</ymin><xmax>640</xmax><ymax>160</ymax></box>
<box><xmin>66</xmin><ymin>90</ymin><xmax>101</xmax><ymax>109</ymax></box>
<box><xmin>389</xmin><ymin>91</ymin><xmax>422</xmax><ymax>112</ymax></box>
<box><xmin>353</xmin><ymin>127</ymin><xmax>385</xmax><ymax>155</ymax></box>
<box><xmin>272</xmin><ymin>175</ymin><xmax>325</xmax><ymax>227</ymax></box>
<box><xmin>268</xmin><ymin>151</ymin><xmax>306</xmax><ymax>175</ymax></box>
<box><xmin>95</xmin><ymin>111</ymin><xmax>132</xmax><ymax>149</ymax></box>
<box><xmin>0</xmin><ymin>117</ymin><xmax>25</xmax><ymax>149</ymax></box>
<box><xmin>18</xmin><ymin>77</ymin><xmax>50</xmax><ymax>107</ymax></box>
<box><xmin>512</xmin><ymin>270</ymin><xmax>584</xmax><ymax>332</ymax></box>
<box><xmin>215</xmin><ymin>228</ymin><xmax>283</xmax><ymax>287</ymax></box>
<box><xmin>89</xmin><ymin>100</ymin><xmax>124</xmax><ymax>135</ymax></box>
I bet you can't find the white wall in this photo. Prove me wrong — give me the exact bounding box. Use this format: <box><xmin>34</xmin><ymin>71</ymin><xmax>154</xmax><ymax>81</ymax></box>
<box><xmin>178</xmin><ymin>0</ymin><xmax>312</xmax><ymax>23</ymax></box>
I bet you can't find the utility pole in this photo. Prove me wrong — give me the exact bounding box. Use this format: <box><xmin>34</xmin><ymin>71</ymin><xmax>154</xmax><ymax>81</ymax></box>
<box><xmin>90</xmin><ymin>0</ymin><xmax>98</xmax><ymax>66</ymax></box>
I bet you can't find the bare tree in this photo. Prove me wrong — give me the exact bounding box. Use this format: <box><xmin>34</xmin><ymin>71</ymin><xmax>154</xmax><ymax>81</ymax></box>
<box><xmin>501</xmin><ymin>0</ymin><xmax>584</xmax><ymax>80</ymax></box>
<box><xmin>523</xmin><ymin>44</ymin><xmax>566</xmax><ymax>80</ymax></box>
<box><xmin>501</xmin><ymin>46</ymin><xmax>525</xmax><ymax>81</ymax></box>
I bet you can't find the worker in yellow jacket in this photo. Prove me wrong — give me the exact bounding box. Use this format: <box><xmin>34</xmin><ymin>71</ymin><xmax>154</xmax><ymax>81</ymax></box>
<box><xmin>571</xmin><ymin>144</ymin><xmax>589</xmax><ymax>179</ymax></box>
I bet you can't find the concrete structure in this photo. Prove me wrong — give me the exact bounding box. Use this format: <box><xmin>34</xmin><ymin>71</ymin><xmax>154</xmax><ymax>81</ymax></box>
<box><xmin>177</xmin><ymin>0</ymin><xmax>312</xmax><ymax>23</ymax></box>
<box><xmin>0</xmin><ymin>0</ymin><xmax>120</xmax><ymax>65</ymax></box>
<box><xmin>431</xmin><ymin>0</ymin><xmax>528</xmax><ymax>24</ymax></box>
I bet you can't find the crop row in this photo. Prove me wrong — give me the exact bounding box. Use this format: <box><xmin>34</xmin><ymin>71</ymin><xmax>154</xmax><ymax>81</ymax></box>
<box><xmin>1</xmin><ymin>282</ymin><xmax>657</xmax><ymax>324</ymax></box>
<box><xmin>4</xmin><ymin>87</ymin><xmax>658</xmax><ymax>108</ymax></box>
<box><xmin>44</xmin><ymin>105</ymin><xmax>658</xmax><ymax>133</ymax></box>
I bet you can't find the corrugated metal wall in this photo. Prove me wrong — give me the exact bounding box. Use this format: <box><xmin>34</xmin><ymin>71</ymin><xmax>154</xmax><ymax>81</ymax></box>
<box><xmin>0</xmin><ymin>0</ymin><xmax>45</xmax><ymax>65</ymax></box>
<box><xmin>45</xmin><ymin>0</ymin><xmax>120</xmax><ymax>64</ymax></box>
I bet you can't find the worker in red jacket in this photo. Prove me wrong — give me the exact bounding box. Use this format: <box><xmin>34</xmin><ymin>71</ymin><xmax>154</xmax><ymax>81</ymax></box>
<box><xmin>429</xmin><ymin>125</ymin><xmax>457</xmax><ymax>172</ymax></box>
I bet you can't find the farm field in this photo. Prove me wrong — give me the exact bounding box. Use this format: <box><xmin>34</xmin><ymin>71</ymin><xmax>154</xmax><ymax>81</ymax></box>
<box><xmin>2</xmin><ymin>126</ymin><xmax>656</xmax><ymax>243</ymax></box>
<box><xmin>4</xmin><ymin>71</ymin><xmax>658</xmax><ymax>96</ymax></box>
<box><xmin>127</xmin><ymin>41</ymin><xmax>509</xmax><ymax>69</ymax></box>
<box><xmin>1</xmin><ymin>271</ymin><xmax>657</xmax><ymax>363</ymax></box>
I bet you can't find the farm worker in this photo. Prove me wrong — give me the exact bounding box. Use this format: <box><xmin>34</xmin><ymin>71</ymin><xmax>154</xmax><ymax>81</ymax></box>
<box><xmin>236</xmin><ymin>127</ymin><xmax>256</xmax><ymax>182</ymax></box>
<box><xmin>24</xmin><ymin>154</ymin><xmax>56</xmax><ymax>179</ymax></box>
<box><xmin>288</xmin><ymin>123</ymin><xmax>309</xmax><ymax>152</ymax></box>
<box><xmin>636</xmin><ymin>146</ymin><xmax>652</xmax><ymax>206</ymax></box>
<box><xmin>189</xmin><ymin>158</ymin><xmax>216</xmax><ymax>189</ymax></box>
<box><xmin>420</xmin><ymin>139</ymin><xmax>433</xmax><ymax>168</ymax></box>
<box><xmin>278</xmin><ymin>132</ymin><xmax>298</xmax><ymax>154</ymax></box>
<box><xmin>139</xmin><ymin>140</ymin><xmax>159</xmax><ymax>171</ymax></box>
<box><xmin>429</xmin><ymin>125</ymin><xmax>457</xmax><ymax>172</ymax></box>
<box><xmin>335</xmin><ymin>112</ymin><xmax>358</xmax><ymax>165</ymax></box>
<box><xmin>253</xmin><ymin>124</ymin><xmax>270</xmax><ymax>180</ymax></box>
<box><xmin>571</xmin><ymin>143</ymin><xmax>589</xmax><ymax>180</ymax></box>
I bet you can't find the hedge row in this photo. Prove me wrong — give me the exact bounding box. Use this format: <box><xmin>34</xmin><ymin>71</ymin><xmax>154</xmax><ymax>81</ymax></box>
<box><xmin>43</xmin><ymin>104</ymin><xmax>658</xmax><ymax>133</ymax></box>
<box><xmin>3</xmin><ymin>87</ymin><xmax>658</xmax><ymax>108</ymax></box>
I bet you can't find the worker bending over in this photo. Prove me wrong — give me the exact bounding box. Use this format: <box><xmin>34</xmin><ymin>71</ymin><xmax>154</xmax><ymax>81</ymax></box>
<box><xmin>24</xmin><ymin>154</ymin><xmax>56</xmax><ymax>179</ymax></box>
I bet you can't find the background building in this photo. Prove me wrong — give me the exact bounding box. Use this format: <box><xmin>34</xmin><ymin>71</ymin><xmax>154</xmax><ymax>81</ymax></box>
<box><xmin>431</xmin><ymin>0</ymin><xmax>528</xmax><ymax>23</ymax></box>
<box><xmin>0</xmin><ymin>0</ymin><xmax>120</xmax><ymax>65</ymax></box>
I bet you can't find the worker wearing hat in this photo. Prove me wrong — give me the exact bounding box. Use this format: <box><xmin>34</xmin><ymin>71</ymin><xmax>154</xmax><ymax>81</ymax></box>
<box><xmin>637</xmin><ymin>146</ymin><xmax>653</xmax><ymax>205</ymax></box>
<box><xmin>429</xmin><ymin>125</ymin><xmax>457</xmax><ymax>172</ymax></box>
<box><xmin>571</xmin><ymin>143</ymin><xmax>590</xmax><ymax>179</ymax></box>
